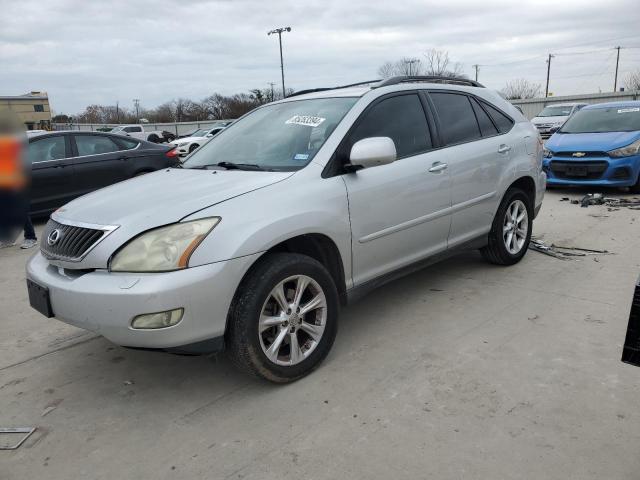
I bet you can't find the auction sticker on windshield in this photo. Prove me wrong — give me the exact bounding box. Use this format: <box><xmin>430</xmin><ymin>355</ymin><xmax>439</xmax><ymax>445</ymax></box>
<box><xmin>618</xmin><ymin>108</ymin><xmax>640</xmax><ymax>113</ymax></box>
<box><xmin>286</xmin><ymin>115</ymin><xmax>326</xmax><ymax>127</ymax></box>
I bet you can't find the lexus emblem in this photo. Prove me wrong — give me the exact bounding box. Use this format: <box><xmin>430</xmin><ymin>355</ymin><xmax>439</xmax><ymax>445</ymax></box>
<box><xmin>572</xmin><ymin>152</ymin><xmax>586</xmax><ymax>157</ymax></box>
<box><xmin>47</xmin><ymin>229</ymin><xmax>61</xmax><ymax>246</ymax></box>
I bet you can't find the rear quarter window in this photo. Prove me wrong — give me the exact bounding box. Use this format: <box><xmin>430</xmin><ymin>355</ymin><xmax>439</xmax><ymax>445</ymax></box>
<box><xmin>480</xmin><ymin>101</ymin><xmax>514</xmax><ymax>134</ymax></box>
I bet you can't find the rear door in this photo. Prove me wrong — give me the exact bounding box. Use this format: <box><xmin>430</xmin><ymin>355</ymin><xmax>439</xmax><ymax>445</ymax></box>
<box><xmin>427</xmin><ymin>91</ymin><xmax>512</xmax><ymax>246</ymax></box>
<box><xmin>28</xmin><ymin>134</ymin><xmax>74</xmax><ymax>214</ymax></box>
<box><xmin>71</xmin><ymin>133</ymin><xmax>128</xmax><ymax>197</ymax></box>
<box><xmin>340</xmin><ymin>92</ymin><xmax>452</xmax><ymax>285</ymax></box>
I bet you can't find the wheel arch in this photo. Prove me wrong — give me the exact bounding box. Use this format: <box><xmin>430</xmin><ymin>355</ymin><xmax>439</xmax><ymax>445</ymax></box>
<box><xmin>237</xmin><ymin>233</ymin><xmax>348</xmax><ymax>307</ymax></box>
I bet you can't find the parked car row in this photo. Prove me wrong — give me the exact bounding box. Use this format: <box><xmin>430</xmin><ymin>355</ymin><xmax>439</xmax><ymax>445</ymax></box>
<box><xmin>531</xmin><ymin>103</ymin><xmax>587</xmax><ymax>139</ymax></box>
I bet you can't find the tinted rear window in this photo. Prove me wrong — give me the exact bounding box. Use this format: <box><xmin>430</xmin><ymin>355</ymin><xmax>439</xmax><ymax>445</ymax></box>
<box><xmin>481</xmin><ymin>101</ymin><xmax>514</xmax><ymax>134</ymax></box>
<box><xmin>560</xmin><ymin>106</ymin><xmax>640</xmax><ymax>133</ymax></box>
<box><xmin>470</xmin><ymin>98</ymin><xmax>499</xmax><ymax>137</ymax></box>
<box><xmin>431</xmin><ymin>92</ymin><xmax>481</xmax><ymax>145</ymax></box>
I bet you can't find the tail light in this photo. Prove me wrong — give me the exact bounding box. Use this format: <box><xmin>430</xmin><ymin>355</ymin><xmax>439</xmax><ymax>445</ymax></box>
<box><xmin>166</xmin><ymin>148</ymin><xmax>179</xmax><ymax>158</ymax></box>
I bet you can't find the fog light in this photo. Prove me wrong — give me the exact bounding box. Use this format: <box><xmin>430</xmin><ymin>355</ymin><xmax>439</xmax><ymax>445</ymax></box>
<box><xmin>131</xmin><ymin>308</ymin><xmax>184</xmax><ymax>329</ymax></box>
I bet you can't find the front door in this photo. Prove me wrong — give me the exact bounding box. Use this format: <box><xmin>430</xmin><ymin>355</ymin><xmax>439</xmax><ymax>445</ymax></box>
<box><xmin>339</xmin><ymin>93</ymin><xmax>452</xmax><ymax>286</ymax></box>
<box><xmin>71</xmin><ymin>134</ymin><xmax>128</xmax><ymax>197</ymax></box>
<box><xmin>28</xmin><ymin>134</ymin><xmax>74</xmax><ymax>215</ymax></box>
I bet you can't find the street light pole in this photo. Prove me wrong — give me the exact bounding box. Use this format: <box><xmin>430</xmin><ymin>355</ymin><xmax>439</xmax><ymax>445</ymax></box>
<box><xmin>268</xmin><ymin>27</ymin><xmax>291</xmax><ymax>98</ymax></box>
<box><xmin>613</xmin><ymin>46</ymin><xmax>622</xmax><ymax>92</ymax></box>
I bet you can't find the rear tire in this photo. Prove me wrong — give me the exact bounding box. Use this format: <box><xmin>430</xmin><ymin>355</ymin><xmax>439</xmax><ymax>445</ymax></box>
<box><xmin>227</xmin><ymin>253</ymin><xmax>339</xmax><ymax>383</ymax></box>
<box><xmin>480</xmin><ymin>187</ymin><xmax>533</xmax><ymax>265</ymax></box>
<box><xmin>148</xmin><ymin>134</ymin><xmax>160</xmax><ymax>143</ymax></box>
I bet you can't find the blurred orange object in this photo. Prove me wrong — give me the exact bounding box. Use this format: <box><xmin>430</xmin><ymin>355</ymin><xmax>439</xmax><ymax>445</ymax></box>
<box><xmin>0</xmin><ymin>136</ymin><xmax>25</xmax><ymax>190</ymax></box>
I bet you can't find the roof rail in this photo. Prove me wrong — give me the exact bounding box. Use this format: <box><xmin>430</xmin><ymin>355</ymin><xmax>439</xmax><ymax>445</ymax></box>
<box><xmin>286</xmin><ymin>80</ymin><xmax>382</xmax><ymax>98</ymax></box>
<box><xmin>373</xmin><ymin>76</ymin><xmax>484</xmax><ymax>89</ymax></box>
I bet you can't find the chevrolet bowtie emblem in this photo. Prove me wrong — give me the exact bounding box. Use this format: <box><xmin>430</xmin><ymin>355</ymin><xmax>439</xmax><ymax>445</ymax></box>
<box><xmin>572</xmin><ymin>152</ymin><xmax>586</xmax><ymax>157</ymax></box>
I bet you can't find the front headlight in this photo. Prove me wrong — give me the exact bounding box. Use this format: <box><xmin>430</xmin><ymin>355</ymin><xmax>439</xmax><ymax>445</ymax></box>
<box><xmin>110</xmin><ymin>217</ymin><xmax>220</xmax><ymax>272</ymax></box>
<box><xmin>543</xmin><ymin>148</ymin><xmax>554</xmax><ymax>158</ymax></box>
<box><xmin>608</xmin><ymin>139</ymin><xmax>640</xmax><ymax>158</ymax></box>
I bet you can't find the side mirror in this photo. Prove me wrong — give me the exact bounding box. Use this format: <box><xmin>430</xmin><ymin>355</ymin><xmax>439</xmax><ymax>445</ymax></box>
<box><xmin>349</xmin><ymin>137</ymin><xmax>396</xmax><ymax>170</ymax></box>
<box><xmin>206</xmin><ymin>134</ymin><xmax>213</xmax><ymax>138</ymax></box>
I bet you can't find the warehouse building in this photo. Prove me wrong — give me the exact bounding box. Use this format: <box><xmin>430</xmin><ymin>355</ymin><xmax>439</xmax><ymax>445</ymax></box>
<box><xmin>0</xmin><ymin>92</ymin><xmax>51</xmax><ymax>130</ymax></box>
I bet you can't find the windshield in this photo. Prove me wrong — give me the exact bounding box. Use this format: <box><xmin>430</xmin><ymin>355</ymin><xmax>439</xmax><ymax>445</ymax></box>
<box><xmin>183</xmin><ymin>97</ymin><xmax>358</xmax><ymax>171</ymax></box>
<box><xmin>537</xmin><ymin>106</ymin><xmax>573</xmax><ymax>117</ymax></box>
<box><xmin>110</xmin><ymin>126</ymin><xmax>124</xmax><ymax>133</ymax></box>
<box><xmin>191</xmin><ymin>129</ymin><xmax>209</xmax><ymax>137</ymax></box>
<box><xmin>559</xmin><ymin>106</ymin><xmax>640</xmax><ymax>134</ymax></box>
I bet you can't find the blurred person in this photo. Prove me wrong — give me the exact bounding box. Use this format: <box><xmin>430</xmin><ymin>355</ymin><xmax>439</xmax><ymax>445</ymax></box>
<box><xmin>0</xmin><ymin>111</ymin><xmax>36</xmax><ymax>249</ymax></box>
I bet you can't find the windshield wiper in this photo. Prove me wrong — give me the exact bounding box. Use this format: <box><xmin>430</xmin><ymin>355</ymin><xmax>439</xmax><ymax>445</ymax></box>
<box><xmin>216</xmin><ymin>161</ymin><xmax>265</xmax><ymax>171</ymax></box>
<box><xmin>185</xmin><ymin>162</ymin><xmax>271</xmax><ymax>171</ymax></box>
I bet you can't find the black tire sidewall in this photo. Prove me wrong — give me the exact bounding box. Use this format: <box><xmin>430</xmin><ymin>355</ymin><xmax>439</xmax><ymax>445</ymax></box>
<box><xmin>229</xmin><ymin>253</ymin><xmax>339</xmax><ymax>382</ymax></box>
<box><xmin>492</xmin><ymin>188</ymin><xmax>533</xmax><ymax>263</ymax></box>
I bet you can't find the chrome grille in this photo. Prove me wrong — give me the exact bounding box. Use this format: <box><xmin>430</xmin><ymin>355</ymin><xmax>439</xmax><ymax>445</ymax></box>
<box><xmin>40</xmin><ymin>219</ymin><xmax>106</xmax><ymax>261</ymax></box>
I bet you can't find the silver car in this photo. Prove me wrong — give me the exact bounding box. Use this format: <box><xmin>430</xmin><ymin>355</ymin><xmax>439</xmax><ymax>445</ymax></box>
<box><xmin>26</xmin><ymin>77</ymin><xmax>546</xmax><ymax>382</ymax></box>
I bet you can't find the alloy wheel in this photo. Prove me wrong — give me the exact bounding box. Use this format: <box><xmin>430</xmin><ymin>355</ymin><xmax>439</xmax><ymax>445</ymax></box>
<box><xmin>503</xmin><ymin>199</ymin><xmax>528</xmax><ymax>254</ymax></box>
<box><xmin>258</xmin><ymin>275</ymin><xmax>327</xmax><ymax>366</ymax></box>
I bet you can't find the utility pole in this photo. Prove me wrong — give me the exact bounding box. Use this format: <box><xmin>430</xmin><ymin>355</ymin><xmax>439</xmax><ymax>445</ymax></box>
<box><xmin>545</xmin><ymin>54</ymin><xmax>554</xmax><ymax>98</ymax></box>
<box><xmin>404</xmin><ymin>58</ymin><xmax>419</xmax><ymax>76</ymax></box>
<box><xmin>268</xmin><ymin>82</ymin><xmax>276</xmax><ymax>102</ymax></box>
<box><xmin>472</xmin><ymin>64</ymin><xmax>480</xmax><ymax>82</ymax></box>
<box><xmin>116</xmin><ymin>101</ymin><xmax>119</xmax><ymax>124</ymax></box>
<box><xmin>268</xmin><ymin>27</ymin><xmax>291</xmax><ymax>98</ymax></box>
<box><xmin>133</xmin><ymin>99</ymin><xmax>140</xmax><ymax>123</ymax></box>
<box><xmin>613</xmin><ymin>46</ymin><xmax>622</xmax><ymax>92</ymax></box>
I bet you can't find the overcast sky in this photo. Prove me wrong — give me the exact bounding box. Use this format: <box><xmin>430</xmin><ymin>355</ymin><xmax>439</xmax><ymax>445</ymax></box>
<box><xmin>2</xmin><ymin>0</ymin><xmax>640</xmax><ymax>114</ymax></box>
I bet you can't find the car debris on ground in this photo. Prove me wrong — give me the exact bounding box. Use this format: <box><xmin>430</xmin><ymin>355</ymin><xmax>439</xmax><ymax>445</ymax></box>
<box><xmin>529</xmin><ymin>237</ymin><xmax>612</xmax><ymax>260</ymax></box>
<box><xmin>560</xmin><ymin>193</ymin><xmax>640</xmax><ymax>209</ymax></box>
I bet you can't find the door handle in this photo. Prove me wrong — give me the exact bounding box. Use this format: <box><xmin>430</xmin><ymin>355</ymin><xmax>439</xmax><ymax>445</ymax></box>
<box><xmin>498</xmin><ymin>144</ymin><xmax>512</xmax><ymax>154</ymax></box>
<box><xmin>428</xmin><ymin>162</ymin><xmax>448</xmax><ymax>173</ymax></box>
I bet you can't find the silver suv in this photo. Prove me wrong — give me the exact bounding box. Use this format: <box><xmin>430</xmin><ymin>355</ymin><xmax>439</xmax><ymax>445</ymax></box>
<box><xmin>27</xmin><ymin>76</ymin><xmax>546</xmax><ymax>382</ymax></box>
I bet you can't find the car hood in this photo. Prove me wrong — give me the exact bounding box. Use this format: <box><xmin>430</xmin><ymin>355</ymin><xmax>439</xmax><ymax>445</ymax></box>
<box><xmin>532</xmin><ymin>115</ymin><xmax>567</xmax><ymax>125</ymax></box>
<box><xmin>546</xmin><ymin>130</ymin><xmax>640</xmax><ymax>152</ymax></box>
<box><xmin>54</xmin><ymin>168</ymin><xmax>294</xmax><ymax>229</ymax></box>
<box><xmin>171</xmin><ymin>136</ymin><xmax>205</xmax><ymax>144</ymax></box>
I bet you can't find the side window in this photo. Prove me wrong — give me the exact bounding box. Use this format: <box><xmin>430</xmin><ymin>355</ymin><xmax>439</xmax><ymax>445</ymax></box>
<box><xmin>123</xmin><ymin>126</ymin><xmax>142</xmax><ymax>133</ymax></box>
<box><xmin>348</xmin><ymin>94</ymin><xmax>431</xmax><ymax>159</ymax></box>
<box><xmin>470</xmin><ymin>97</ymin><xmax>498</xmax><ymax>137</ymax></box>
<box><xmin>116</xmin><ymin>137</ymin><xmax>139</xmax><ymax>150</ymax></box>
<box><xmin>430</xmin><ymin>92</ymin><xmax>481</xmax><ymax>145</ymax></box>
<box><xmin>28</xmin><ymin>136</ymin><xmax>66</xmax><ymax>163</ymax></box>
<box><xmin>74</xmin><ymin>135</ymin><xmax>120</xmax><ymax>156</ymax></box>
<box><xmin>479</xmin><ymin>101</ymin><xmax>514</xmax><ymax>134</ymax></box>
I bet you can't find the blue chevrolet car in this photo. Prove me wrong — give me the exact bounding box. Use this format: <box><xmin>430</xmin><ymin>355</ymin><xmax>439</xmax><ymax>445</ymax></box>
<box><xmin>543</xmin><ymin>101</ymin><xmax>640</xmax><ymax>192</ymax></box>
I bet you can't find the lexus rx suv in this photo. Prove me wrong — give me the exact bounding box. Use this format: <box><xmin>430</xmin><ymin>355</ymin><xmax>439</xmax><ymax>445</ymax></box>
<box><xmin>26</xmin><ymin>76</ymin><xmax>545</xmax><ymax>382</ymax></box>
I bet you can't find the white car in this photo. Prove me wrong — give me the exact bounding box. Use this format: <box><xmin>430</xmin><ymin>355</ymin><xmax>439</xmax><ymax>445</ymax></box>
<box><xmin>170</xmin><ymin>126</ymin><xmax>226</xmax><ymax>156</ymax></box>
<box><xmin>110</xmin><ymin>125</ymin><xmax>171</xmax><ymax>143</ymax></box>
<box><xmin>531</xmin><ymin>103</ymin><xmax>587</xmax><ymax>139</ymax></box>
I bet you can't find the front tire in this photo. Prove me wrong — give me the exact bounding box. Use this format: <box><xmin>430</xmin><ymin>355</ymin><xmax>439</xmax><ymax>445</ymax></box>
<box><xmin>189</xmin><ymin>144</ymin><xmax>199</xmax><ymax>153</ymax></box>
<box><xmin>480</xmin><ymin>187</ymin><xmax>533</xmax><ymax>265</ymax></box>
<box><xmin>227</xmin><ymin>253</ymin><xmax>339</xmax><ymax>383</ymax></box>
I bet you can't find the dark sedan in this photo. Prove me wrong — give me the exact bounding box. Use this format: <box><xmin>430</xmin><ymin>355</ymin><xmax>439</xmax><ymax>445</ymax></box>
<box><xmin>27</xmin><ymin>131</ymin><xmax>180</xmax><ymax>215</ymax></box>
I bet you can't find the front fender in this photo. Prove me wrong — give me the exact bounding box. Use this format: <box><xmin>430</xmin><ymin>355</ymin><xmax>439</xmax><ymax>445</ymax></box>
<box><xmin>185</xmin><ymin>166</ymin><xmax>353</xmax><ymax>286</ymax></box>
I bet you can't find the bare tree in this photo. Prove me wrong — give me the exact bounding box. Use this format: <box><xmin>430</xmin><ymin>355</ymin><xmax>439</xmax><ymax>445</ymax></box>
<box><xmin>423</xmin><ymin>49</ymin><xmax>464</xmax><ymax>77</ymax></box>
<box><xmin>500</xmin><ymin>79</ymin><xmax>542</xmax><ymax>100</ymax></box>
<box><xmin>377</xmin><ymin>58</ymin><xmax>425</xmax><ymax>78</ymax></box>
<box><xmin>625</xmin><ymin>70</ymin><xmax>640</xmax><ymax>91</ymax></box>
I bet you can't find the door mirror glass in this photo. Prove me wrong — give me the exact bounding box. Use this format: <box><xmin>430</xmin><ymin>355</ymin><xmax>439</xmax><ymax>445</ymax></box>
<box><xmin>349</xmin><ymin>137</ymin><xmax>396</xmax><ymax>169</ymax></box>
